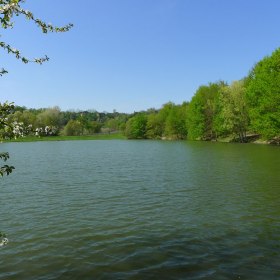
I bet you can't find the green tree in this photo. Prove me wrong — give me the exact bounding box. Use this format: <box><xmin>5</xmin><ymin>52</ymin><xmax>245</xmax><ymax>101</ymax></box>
<box><xmin>220</xmin><ymin>80</ymin><xmax>249</xmax><ymax>142</ymax></box>
<box><xmin>246</xmin><ymin>48</ymin><xmax>280</xmax><ymax>139</ymax></box>
<box><xmin>62</xmin><ymin>120</ymin><xmax>83</xmax><ymax>136</ymax></box>
<box><xmin>20</xmin><ymin>110</ymin><xmax>36</xmax><ymax>130</ymax></box>
<box><xmin>164</xmin><ymin>103</ymin><xmax>188</xmax><ymax>139</ymax></box>
<box><xmin>125</xmin><ymin>113</ymin><xmax>147</xmax><ymax>139</ymax></box>
<box><xmin>17</xmin><ymin>110</ymin><xmax>36</xmax><ymax>127</ymax></box>
<box><xmin>212</xmin><ymin>90</ymin><xmax>228</xmax><ymax>139</ymax></box>
<box><xmin>150</xmin><ymin>102</ymin><xmax>175</xmax><ymax>139</ymax></box>
<box><xmin>35</xmin><ymin>107</ymin><xmax>62</xmax><ymax>131</ymax></box>
<box><xmin>105</xmin><ymin>118</ymin><xmax>120</xmax><ymax>133</ymax></box>
<box><xmin>85</xmin><ymin>121</ymin><xmax>102</xmax><ymax>134</ymax></box>
<box><xmin>146</xmin><ymin>113</ymin><xmax>164</xmax><ymax>139</ymax></box>
<box><xmin>187</xmin><ymin>82</ymin><xmax>225</xmax><ymax>140</ymax></box>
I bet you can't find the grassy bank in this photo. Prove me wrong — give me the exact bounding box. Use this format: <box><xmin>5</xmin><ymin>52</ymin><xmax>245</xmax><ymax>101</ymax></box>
<box><xmin>6</xmin><ymin>133</ymin><xmax>127</xmax><ymax>143</ymax></box>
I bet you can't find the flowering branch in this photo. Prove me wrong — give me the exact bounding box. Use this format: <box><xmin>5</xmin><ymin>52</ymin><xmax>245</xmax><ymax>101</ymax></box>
<box><xmin>0</xmin><ymin>0</ymin><xmax>73</xmax><ymax>74</ymax></box>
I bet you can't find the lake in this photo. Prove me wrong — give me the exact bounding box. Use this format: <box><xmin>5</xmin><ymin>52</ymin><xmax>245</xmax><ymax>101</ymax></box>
<box><xmin>0</xmin><ymin>140</ymin><xmax>280</xmax><ymax>279</ymax></box>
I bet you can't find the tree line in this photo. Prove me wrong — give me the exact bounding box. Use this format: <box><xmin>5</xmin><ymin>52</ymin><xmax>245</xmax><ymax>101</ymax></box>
<box><xmin>1</xmin><ymin>47</ymin><xmax>279</xmax><ymax>143</ymax></box>
<box><xmin>1</xmin><ymin>106</ymin><xmax>129</xmax><ymax>138</ymax></box>
<box><xmin>125</xmin><ymin>48</ymin><xmax>280</xmax><ymax>143</ymax></box>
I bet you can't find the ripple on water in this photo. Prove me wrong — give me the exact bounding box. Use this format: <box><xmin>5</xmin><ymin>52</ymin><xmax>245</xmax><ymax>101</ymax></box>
<box><xmin>0</xmin><ymin>141</ymin><xmax>280</xmax><ymax>279</ymax></box>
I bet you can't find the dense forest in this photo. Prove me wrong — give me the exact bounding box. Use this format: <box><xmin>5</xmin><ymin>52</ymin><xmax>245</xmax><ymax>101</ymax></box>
<box><xmin>2</xmin><ymin>48</ymin><xmax>280</xmax><ymax>144</ymax></box>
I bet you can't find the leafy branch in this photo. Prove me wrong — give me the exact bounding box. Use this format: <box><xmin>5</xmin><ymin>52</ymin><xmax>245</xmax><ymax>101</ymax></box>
<box><xmin>0</xmin><ymin>153</ymin><xmax>14</xmax><ymax>176</ymax></box>
<box><xmin>0</xmin><ymin>102</ymin><xmax>15</xmax><ymax>176</ymax></box>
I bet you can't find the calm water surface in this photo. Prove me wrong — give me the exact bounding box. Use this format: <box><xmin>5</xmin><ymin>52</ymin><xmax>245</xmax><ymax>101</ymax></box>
<box><xmin>0</xmin><ymin>140</ymin><xmax>280</xmax><ymax>279</ymax></box>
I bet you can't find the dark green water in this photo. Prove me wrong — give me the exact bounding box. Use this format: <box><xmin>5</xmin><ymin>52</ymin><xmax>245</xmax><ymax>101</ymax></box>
<box><xmin>0</xmin><ymin>140</ymin><xmax>280</xmax><ymax>279</ymax></box>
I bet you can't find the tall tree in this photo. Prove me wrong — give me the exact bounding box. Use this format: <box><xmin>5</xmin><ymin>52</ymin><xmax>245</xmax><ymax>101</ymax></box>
<box><xmin>62</xmin><ymin>119</ymin><xmax>83</xmax><ymax>136</ymax></box>
<box><xmin>246</xmin><ymin>48</ymin><xmax>280</xmax><ymax>139</ymax></box>
<box><xmin>145</xmin><ymin>103</ymin><xmax>174</xmax><ymax>139</ymax></box>
<box><xmin>220</xmin><ymin>80</ymin><xmax>249</xmax><ymax>142</ymax></box>
<box><xmin>187</xmin><ymin>82</ymin><xmax>225</xmax><ymax>140</ymax></box>
<box><xmin>35</xmin><ymin>107</ymin><xmax>62</xmax><ymax>129</ymax></box>
<box><xmin>164</xmin><ymin>103</ymin><xmax>188</xmax><ymax>140</ymax></box>
<box><xmin>146</xmin><ymin>113</ymin><xmax>165</xmax><ymax>139</ymax></box>
<box><xmin>125</xmin><ymin>113</ymin><xmax>147</xmax><ymax>139</ymax></box>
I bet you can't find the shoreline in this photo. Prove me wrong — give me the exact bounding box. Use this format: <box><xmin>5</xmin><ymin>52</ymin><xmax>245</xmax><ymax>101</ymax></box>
<box><xmin>2</xmin><ymin>133</ymin><xmax>279</xmax><ymax>146</ymax></box>
<box><xmin>3</xmin><ymin>133</ymin><xmax>126</xmax><ymax>143</ymax></box>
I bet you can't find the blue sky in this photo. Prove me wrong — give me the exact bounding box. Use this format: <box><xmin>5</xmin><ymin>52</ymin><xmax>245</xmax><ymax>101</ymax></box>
<box><xmin>1</xmin><ymin>0</ymin><xmax>280</xmax><ymax>112</ymax></box>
